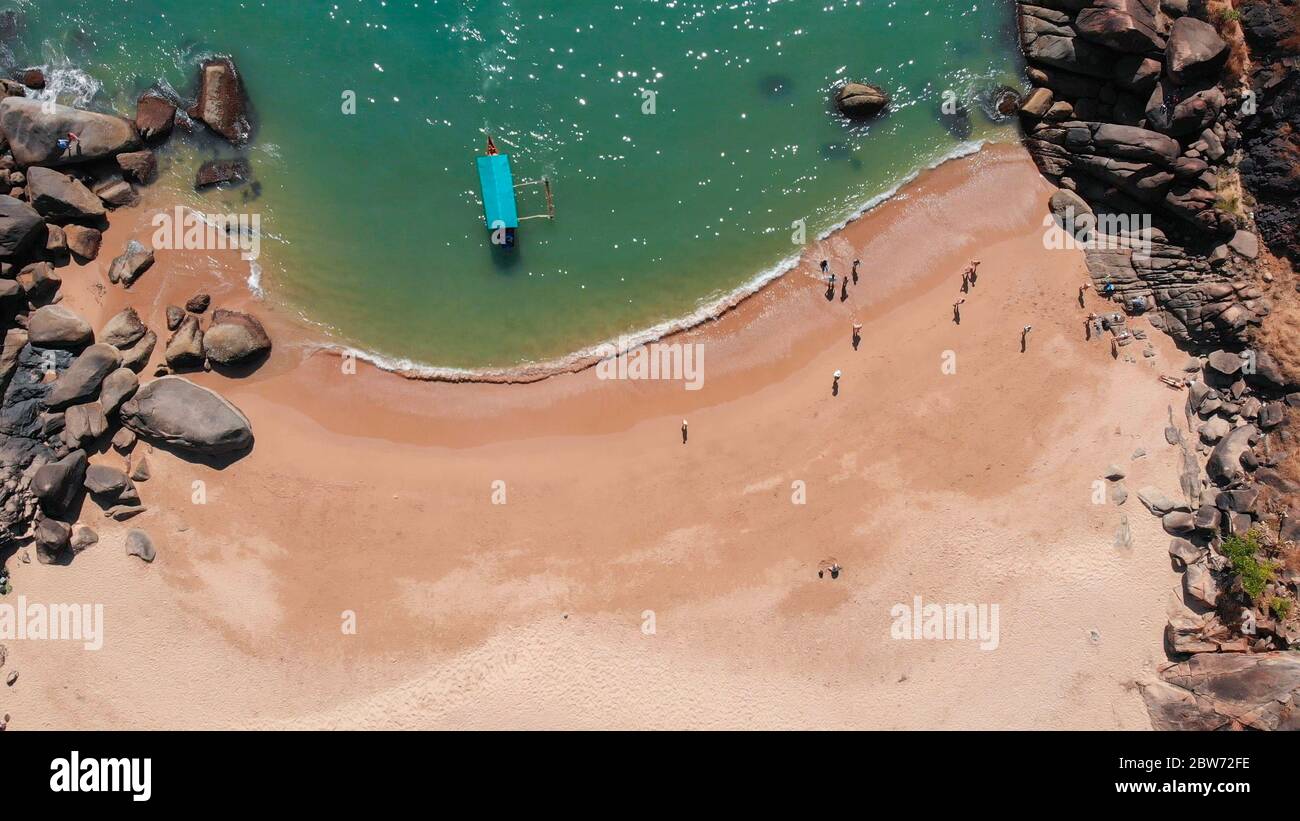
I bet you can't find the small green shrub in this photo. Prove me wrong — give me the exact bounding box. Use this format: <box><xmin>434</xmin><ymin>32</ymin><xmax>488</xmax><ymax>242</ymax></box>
<box><xmin>1221</xmin><ymin>529</ymin><xmax>1275</xmax><ymax>600</ymax></box>
<box><xmin>1271</xmin><ymin>597</ymin><xmax>1293</xmax><ymax>620</ymax></box>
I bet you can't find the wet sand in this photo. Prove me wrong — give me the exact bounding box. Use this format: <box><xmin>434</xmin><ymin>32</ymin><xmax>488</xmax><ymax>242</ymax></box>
<box><xmin>3</xmin><ymin>144</ymin><xmax>1186</xmax><ymax>729</ymax></box>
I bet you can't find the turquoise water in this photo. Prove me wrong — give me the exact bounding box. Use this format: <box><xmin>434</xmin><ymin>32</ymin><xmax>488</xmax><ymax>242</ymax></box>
<box><xmin>11</xmin><ymin>0</ymin><xmax>1023</xmax><ymax>370</ymax></box>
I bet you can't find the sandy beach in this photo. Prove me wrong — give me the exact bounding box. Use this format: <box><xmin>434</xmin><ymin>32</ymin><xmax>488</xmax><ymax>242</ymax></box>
<box><xmin>1</xmin><ymin>143</ymin><xmax>1188</xmax><ymax>729</ymax></box>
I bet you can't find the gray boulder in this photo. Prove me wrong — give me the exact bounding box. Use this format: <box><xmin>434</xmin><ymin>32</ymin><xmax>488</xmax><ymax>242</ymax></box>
<box><xmin>99</xmin><ymin>367</ymin><xmax>138</xmax><ymax>416</ymax></box>
<box><xmin>1183</xmin><ymin>563</ymin><xmax>1220</xmax><ymax>607</ymax></box>
<box><xmin>1206</xmin><ymin>349</ymin><xmax>1244</xmax><ymax>376</ymax></box>
<box><xmin>31</xmin><ymin>449</ymin><xmax>87</xmax><ymax>516</ymax></box>
<box><xmin>120</xmin><ymin>376</ymin><xmax>253</xmax><ymax>455</ymax></box>
<box><xmin>125</xmin><ymin>529</ymin><xmax>156</xmax><ymax>563</ymax></box>
<box><xmin>0</xmin><ymin>97</ymin><xmax>141</xmax><ymax>166</ymax></box>
<box><xmin>0</xmin><ymin>194</ymin><xmax>43</xmax><ymax>258</ymax></box>
<box><xmin>120</xmin><ymin>329</ymin><xmax>157</xmax><ymax>373</ymax></box>
<box><xmin>1075</xmin><ymin>0</ymin><xmax>1166</xmax><ymax>54</ymax></box>
<box><xmin>1162</xmin><ymin>510</ymin><xmax>1197</xmax><ymax>535</ymax></box>
<box><xmin>84</xmin><ymin>463</ymin><xmax>129</xmax><ymax>497</ymax></box>
<box><xmin>164</xmin><ymin>315</ymin><xmax>204</xmax><ymax>368</ymax></box>
<box><xmin>43</xmin><ymin>343</ymin><xmax>121</xmax><ymax>409</ymax></box>
<box><xmin>100</xmin><ymin>307</ymin><xmax>147</xmax><ymax>349</ymax></box>
<box><xmin>63</xmin><ymin>402</ymin><xmax>107</xmax><ymax>448</ymax></box>
<box><xmin>27</xmin><ymin>304</ymin><xmax>93</xmax><ymax>348</ymax></box>
<box><xmin>1207</xmin><ymin>425</ymin><xmax>1258</xmax><ymax>486</ymax></box>
<box><xmin>35</xmin><ymin>517</ymin><xmax>71</xmax><ymax>564</ymax></box>
<box><xmin>25</xmin><ymin>167</ymin><xmax>105</xmax><ymax>220</ymax></box>
<box><xmin>1165</xmin><ymin>16</ymin><xmax>1229</xmax><ymax>84</ymax></box>
<box><xmin>204</xmin><ymin>309</ymin><xmax>271</xmax><ymax>365</ymax></box>
<box><xmin>106</xmin><ymin>240</ymin><xmax>154</xmax><ymax>286</ymax></box>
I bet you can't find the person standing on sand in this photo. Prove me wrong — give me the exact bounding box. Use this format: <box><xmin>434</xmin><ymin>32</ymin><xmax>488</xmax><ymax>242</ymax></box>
<box><xmin>968</xmin><ymin>259</ymin><xmax>980</xmax><ymax>286</ymax></box>
<box><xmin>820</xmin><ymin>259</ymin><xmax>829</xmax><ymax>275</ymax></box>
<box><xmin>852</xmin><ymin>322</ymin><xmax>863</xmax><ymax>350</ymax></box>
<box><xmin>1078</xmin><ymin>281</ymin><xmax>1091</xmax><ymax>307</ymax></box>
<box><xmin>681</xmin><ymin>420</ymin><xmax>688</xmax><ymax>444</ymax></box>
<box><xmin>832</xmin><ymin>369</ymin><xmax>842</xmax><ymax>396</ymax></box>
<box><xmin>953</xmin><ymin>298</ymin><xmax>965</xmax><ymax>325</ymax></box>
<box><xmin>840</xmin><ymin>276</ymin><xmax>848</xmax><ymax>302</ymax></box>
<box><xmin>961</xmin><ymin>270</ymin><xmax>970</xmax><ymax>293</ymax></box>
<box><xmin>1021</xmin><ymin>324</ymin><xmax>1032</xmax><ymax>352</ymax></box>
<box><xmin>851</xmin><ymin>259</ymin><xmax>859</xmax><ymax>284</ymax></box>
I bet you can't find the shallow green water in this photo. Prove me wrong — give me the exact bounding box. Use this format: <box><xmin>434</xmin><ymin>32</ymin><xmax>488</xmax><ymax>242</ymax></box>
<box><xmin>11</xmin><ymin>0</ymin><xmax>1023</xmax><ymax>370</ymax></box>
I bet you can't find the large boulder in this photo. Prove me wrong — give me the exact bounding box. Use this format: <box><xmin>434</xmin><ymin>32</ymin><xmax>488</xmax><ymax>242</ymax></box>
<box><xmin>164</xmin><ymin>315</ymin><xmax>204</xmax><ymax>368</ymax></box>
<box><xmin>99</xmin><ymin>367</ymin><xmax>138</xmax><ymax>416</ymax></box>
<box><xmin>834</xmin><ymin>82</ymin><xmax>890</xmax><ymax>119</ymax></box>
<box><xmin>84</xmin><ymin>463</ymin><xmax>129</xmax><ymax>497</ymax></box>
<box><xmin>30</xmin><ymin>449</ymin><xmax>87</xmax><ymax>516</ymax></box>
<box><xmin>107</xmin><ymin>240</ymin><xmax>154</xmax><ymax>286</ymax></box>
<box><xmin>120</xmin><ymin>376</ymin><xmax>253</xmax><ymax>455</ymax></box>
<box><xmin>1075</xmin><ymin>0</ymin><xmax>1166</xmax><ymax>54</ymax></box>
<box><xmin>1165</xmin><ymin>16</ymin><xmax>1230</xmax><ymax>84</ymax></box>
<box><xmin>100</xmin><ymin>307</ymin><xmax>147</xmax><ymax>349</ymax></box>
<box><xmin>25</xmin><ymin>167</ymin><xmax>106</xmax><ymax>220</ymax></box>
<box><xmin>190</xmin><ymin>57</ymin><xmax>252</xmax><ymax>145</ymax></box>
<box><xmin>63</xmin><ymin>224</ymin><xmax>102</xmax><ymax>260</ymax></box>
<box><xmin>0</xmin><ymin>97</ymin><xmax>140</xmax><ymax>166</ymax></box>
<box><xmin>27</xmin><ymin>304</ymin><xmax>93</xmax><ymax>348</ymax></box>
<box><xmin>0</xmin><ymin>194</ymin><xmax>43</xmax><ymax>258</ymax></box>
<box><xmin>120</xmin><ymin>329</ymin><xmax>157</xmax><ymax>373</ymax></box>
<box><xmin>204</xmin><ymin>309</ymin><xmax>271</xmax><ymax>365</ymax></box>
<box><xmin>34</xmin><ymin>517</ymin><xmax>71</xmax><ymax>564</ymax></box>
<box><xmin>63</xmin><ymin>401</ymin><xmax>107</xmax><ymax>448</ymax></box>
<box><xmin>43</xmin><ymin>343</ymin><xmax>121</xmax><ymax>410</ymax></box>
<box><xmin>134</xmin><ymin>92</ymin><xmax>176</xmax><ymax>142</ymax></box>
<box><xmin>1207</xmin><ymin>424</ymin><xmax>1258</xmax><ymax>486</ymax></box>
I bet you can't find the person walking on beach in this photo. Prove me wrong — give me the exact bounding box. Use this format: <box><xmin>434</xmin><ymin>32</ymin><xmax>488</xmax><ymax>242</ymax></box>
<box><xmin>840</xmin><ymin>276</ymin><xmax>849</xmax><ymax>302</ymax></box>
<box><xmin>953</xmin><ymin>298</ymin><xmax>965</xmax><ymax>325</ymax></box>
<box><xmin>681</xmin><ymin>419</ymin><xmax>688</xmax><ymax>444</ymax></box>
<box><xmin>820</xmin><ymin>259</ymin><xmax>829</xmax><ymax>275</ymax></box>
<box><xmin>825</xmin><ymin>272</ymin><xmax>835</xmax><ymax>301</ymax></box>
<box><xmin>852</xmin><ymin>322</ymin><xmax>863</xmax><ymax>350</ymax></box>
<box><xmin>851</xmin><ymin>259</ymin><xmax>860</xmax><ymax>284</ymax></box>
<box><xmin>968</xmin><ymin>259</ymin><xmax>980</xmax><ymax>286</ymax></box>
<box><xmin>1078</xmin><ymin>281</ymin><xmax>1091</xmax><ymax>307</ymax></box>
<box><xmin>961</xmin><ymin>270</ymin><xmax>970</xmax><ymax>293</ymax></box>
<box><xmin>1084</xmin><ymin>313</ymin><xmax>1096</xmax><ymax>340</ymax></box>
<box><xmin>1021</xmin><ymin>324</ymin><xmax>1032</xmax><ymax>352</ymax></box>
<box><xmin>832</xmin><ymin>369</ymin><xmax>842</xmax><ymax>396</ymax></box>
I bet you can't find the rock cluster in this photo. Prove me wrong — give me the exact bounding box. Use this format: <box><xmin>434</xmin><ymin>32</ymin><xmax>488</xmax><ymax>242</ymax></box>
<box><xmin>1017</xmin><ymin>0</ymin><xmax>1266</xmax><ymax>346</ymax></box>
<box><xmin>0</xmin><ymin>49</ymin><xmax>262</xmax><ymax>595</ymax></box>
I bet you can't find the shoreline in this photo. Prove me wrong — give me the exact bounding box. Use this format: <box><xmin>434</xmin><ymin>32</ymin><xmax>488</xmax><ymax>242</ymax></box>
<box><xmin>6</xmin><ymin>142</ymin><xmax>1190</xmax><ymax>729</ymax></box>
<box><xmin>278</xmin><ymin>140</ymin><xmax>993</xmax><ymax>385</ymax></box>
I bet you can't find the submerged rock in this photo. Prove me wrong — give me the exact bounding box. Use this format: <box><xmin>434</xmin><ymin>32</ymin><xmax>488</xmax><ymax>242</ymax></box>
<box><xmin>190</xmin><ymin>57</ymin><xmax>252</xmax><ymax>145</ymax></box>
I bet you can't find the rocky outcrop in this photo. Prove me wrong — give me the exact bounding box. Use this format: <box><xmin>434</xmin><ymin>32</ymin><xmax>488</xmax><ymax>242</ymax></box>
<box><xmin>190</xmin><ymin>57</ymin><xmax>252</xmax><ymax>145</ymax></box>
<box><xmin>120</xmin><ymin>376</ymin><xmax>253</xmax><ymax>455</ymax></box>
<box><xmin>1141</xmin><ymin>652</ymin><xmax>1300</xmax><ymax>730</ymax></box>
<box><xmin>1016</xmin><ymin>0</ymin><xmax>1261</xmax><ymax>347</ymax></box>
<box><xmin>0</xmin><ymin>97</ymin><xmax>140</xmax><ymax>167</ymax></box>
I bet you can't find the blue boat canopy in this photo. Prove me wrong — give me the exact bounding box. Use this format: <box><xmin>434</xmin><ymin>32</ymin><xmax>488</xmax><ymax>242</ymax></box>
<box><xmin>476</xmin><ymin>154</ymin><xmax>519</xmax><ymax>229</ymax></box>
